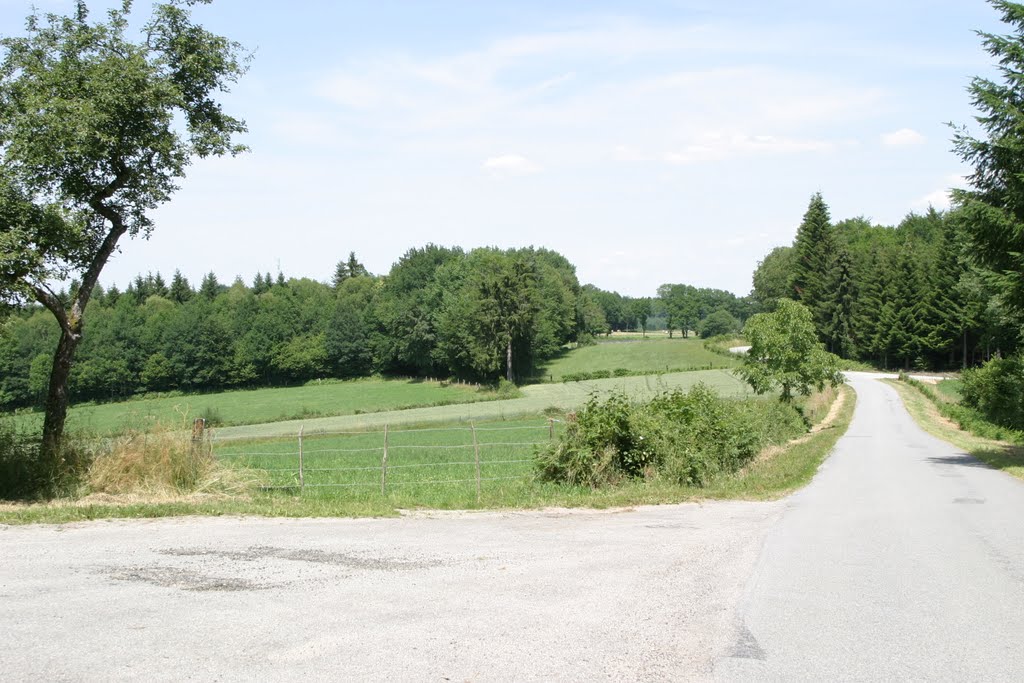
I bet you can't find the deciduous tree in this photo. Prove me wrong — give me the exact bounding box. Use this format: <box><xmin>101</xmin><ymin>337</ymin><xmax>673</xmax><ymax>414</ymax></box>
<box><xmin>0</xmin><ymin>0</ymin><xmax>248</xmax><ymax>463</ymax></box>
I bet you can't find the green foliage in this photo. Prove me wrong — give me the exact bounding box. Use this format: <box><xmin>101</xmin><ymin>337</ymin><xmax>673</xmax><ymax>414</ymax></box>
<box><xmin>739</xmin><ymin>299</ymin><xmax>842</xmax><ymax>402</ymax></box>
<box><xmin>535</xmin><ymin>384</ymin><xmax>807</xmax><ymax>488</ymax></box>
<box><xmin>899</xmin><ymin>372</ymin><xmax>1024</xmax><ymax>444</ymax></box>
<box><xmin>961</xmin><ymin>355</ymin><xmax>1024</xmax><ymax>430</ymax></box>
<box><xmin>0</xmin><ymin>419</ymin><xmax>43</xmax><ymax>499</ymax></box>
<box><xmin>951</xmin><ymin>1</ymin><xmax>1024</xmax><ymax>321</ymax></box>
<box><xmin>698</xmin><ymin>309</ymin><xmax>741</xmax><ymax>339</ymax></box>
<box><xmin>751</xmin><ymin>246</ymin><xmax>796</xmax><ymax>312</ymax></box>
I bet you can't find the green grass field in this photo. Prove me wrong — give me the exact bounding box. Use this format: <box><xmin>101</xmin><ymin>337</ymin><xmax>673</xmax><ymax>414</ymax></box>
<box><xmin>533</xmin><ymin>337</ymin><xmax>738</xmax><ymax>381</ymax></box>
<box><xmin>214</xmin><ymin>417</ymin><xmax>558</xmax><ymax>505</ymax></box>
<box><xmin>211</xmin><ymin>369</ymin><xmax>751</xmax><ymax>440</ymax></box>
<box><xmin>10</xmin><ymin>378</ymin><xmax>500</xmax><ymax>436</ymax></box>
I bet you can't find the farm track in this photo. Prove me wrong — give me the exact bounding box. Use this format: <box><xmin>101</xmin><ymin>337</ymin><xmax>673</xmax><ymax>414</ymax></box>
<box><xmin>212</xmin><ymin>369</ymin><xmax>749</xmax><ymax>440</ymax></box>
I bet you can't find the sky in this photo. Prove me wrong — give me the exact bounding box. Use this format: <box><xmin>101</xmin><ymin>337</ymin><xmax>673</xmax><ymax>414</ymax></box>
<box><xmin>0</xmin><ymin>0</ymin><xmax>1005</xmax><ymax>296</ymax></box>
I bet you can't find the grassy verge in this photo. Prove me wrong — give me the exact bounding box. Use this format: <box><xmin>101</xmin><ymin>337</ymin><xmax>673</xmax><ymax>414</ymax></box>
<box><xmin>885</xmin><ymin>378</ymin><xmax>1024</xmax><ymax>482</ymax></box>
<box><xmin>0</xmin><ymin>385</ymin><xmax>854</xmax><ymax>524</ymax></box>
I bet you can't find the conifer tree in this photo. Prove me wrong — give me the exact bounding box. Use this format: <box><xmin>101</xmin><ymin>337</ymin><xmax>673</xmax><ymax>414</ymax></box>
<box><xmin>169</xmin><ymin>270</ymin><xmax>193</xmax><ymax>304</ymax></box>
<box><xmin>332</xmin><ymin>260</ymin><xmax>350</xmax><ymax>289</ymax></box>
<box><xmin>151</xmin><ymin>272</ymin><xmax>169</xmax><ymax>299</ymax></box>
<box><xmin>791</xmin><ymin>193</ymin><xmax>837</xmax><ymax>339</ymax></box>
<box><xmin>822</xmin><ymin>247</ymin><xmax>856</xmax><ymax>358</ymax></box>
<box><xmin>199</xmin><ymin>272</ymin><xmax>220</xmax><ymax>301</ymax></box>
<box><xmin>346</xmin><ymin>251</ymin><xmax>368</xmax><ymax>279</ymax></box>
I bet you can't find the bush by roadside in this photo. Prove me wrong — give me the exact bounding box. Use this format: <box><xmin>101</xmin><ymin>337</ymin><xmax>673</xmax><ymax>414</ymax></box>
<box><xmin>535</xmin><ymin>384</ymin><xmax>807</xmax><ymax>488</ymax></box>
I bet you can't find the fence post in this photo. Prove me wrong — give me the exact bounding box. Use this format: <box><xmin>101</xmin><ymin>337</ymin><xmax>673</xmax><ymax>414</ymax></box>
<box><xmin>191</xmin><ymin>418</ymin><xmax>206</xmax><ymax>455</ymax></box>
<box><xmin>298</xmin><ymin>426</ymin><xmax>305</xmax><ymax>493</ymax></box>
<box><xmin>381</xmin><ymin>424</ymin><xmax>389</xmax><ymax>495</ymax></box>
<box><xmin>548</xmin><ymin>418</ymin><xmax>554</xmax><ymax>441</ymax></box>
<box><xmin>472</xmin><ymin>422</ymin><xmax>481</xmax><ymax>503</ymax></box>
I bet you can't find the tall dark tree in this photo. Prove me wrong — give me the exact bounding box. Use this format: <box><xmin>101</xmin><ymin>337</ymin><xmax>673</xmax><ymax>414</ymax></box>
<box><xmin>791</xmin><ymin>193</ymin><xmax>837</xmax><ymax>337</ymax></box>
<box><xmin>0</xmin><ymin>0</ymin><xmax>248</xmax><ymax>462</ymax></box>
<box><xmin>346</xmin><ymin>251</ymin><xmax>369</xmax><ymax>279</ymax></box>
<box><xmin>952</xmin><ymin>0</ymin><xmax>1024</xmax><ymax>324</ymax></box>
<box><xmin>168</xmin><ymin>270</ymin><xmax>193</xmax><ymax>304</ymax></box>
<box><xmin>821</xmin><ymin>247</ymin><xmax>856</xmax><ymax>358</ymax></box>
<box><xmin>199</xmin><ymin>272</ymin><xmax>221</xmax><ymax>301</ymax></box>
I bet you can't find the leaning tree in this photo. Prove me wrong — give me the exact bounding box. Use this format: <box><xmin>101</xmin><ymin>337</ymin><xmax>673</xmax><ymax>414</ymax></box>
<box><xmin>0</xmin><ymin>0</ymin><xmax>248</xmax><ymax>469</ymax></box>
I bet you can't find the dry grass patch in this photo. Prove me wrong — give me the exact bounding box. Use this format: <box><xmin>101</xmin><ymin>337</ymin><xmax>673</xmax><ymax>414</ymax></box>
<box><xmin>87</xmin><ymin>428</ymin><xmax>265</xmax><ymax>497</ymax></box>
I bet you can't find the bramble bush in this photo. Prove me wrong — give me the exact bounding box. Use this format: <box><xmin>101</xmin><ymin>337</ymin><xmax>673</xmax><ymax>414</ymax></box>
<box><xmin>535</xmin><ymin>384</ymin><xmax>806</xmax><ymax>488</ymax></box>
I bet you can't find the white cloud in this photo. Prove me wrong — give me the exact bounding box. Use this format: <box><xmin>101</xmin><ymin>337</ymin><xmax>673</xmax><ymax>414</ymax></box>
<box><xmin>482</xmin><ymin>154</ymin><xmax>542</xmax><ymax>175</ymax></box>
<box><xmin>662</xmin><ymin>132</ymin><xmax>840</xmax><ymax>164</ymax></box>
<box><xmin>912</xmin><ymin>188</ymin><xmax>952</xmax><ymax>210</ymax></box>
<box><xmin>882</xmin><ymin>128</ymin><xmax>926</xmax><ymax>146</ymax></box>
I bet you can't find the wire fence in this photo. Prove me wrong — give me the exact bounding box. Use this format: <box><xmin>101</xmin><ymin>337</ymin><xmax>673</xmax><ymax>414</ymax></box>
<box><xmin>208</xmin><ymin>419</ymin><xmax>559</xmax><ymax>500</ymax></box>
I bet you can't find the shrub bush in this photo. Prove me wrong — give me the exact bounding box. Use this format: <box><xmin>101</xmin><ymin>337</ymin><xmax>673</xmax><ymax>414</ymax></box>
<box><xmin>535</xmin><ymin>384</ymin><xmax>807</xmax><ymax>488</ymax></box>
<box><xmin>960</xmin><ymin>355</ymin><xmax>1024</xmax><ymax>431</ymax></box>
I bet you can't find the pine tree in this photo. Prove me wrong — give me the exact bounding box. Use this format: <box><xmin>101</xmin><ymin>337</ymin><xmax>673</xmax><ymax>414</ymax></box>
<box><xmin>150</xmin><ymin>272</ymin><xmax>169</xmax><ymax>298</ymax></box>
<box><xmin>252</xmin><ymin>272</ymin><xmax>269</xmax><ymax>295</ymax></box>
<box><xmin>199</xmin><ymin>272</ymin><xmax>220</xmax><ymax>301</ymax></box>
<box><xmin>952</xmin><ymin>1</ymin><xmax>1024</xmax><ymax>322</ymax></box>
<box><xmin>346</xmin><ymin>251</ymin><xmax>368</xmax><ymax>279</ymax></box>
<box><xmin>791</xmin><ymin>193</ymin><xmax>837</xmax><ymax>339</ymax></box>
<box><xmin>822</xmin><ymin>247</ymin><xmax>856</xmax><ymax>358</ymax></box>
<box><xmin>332</xmin><ymin>260</ymin><xmax>350</xmax><ymax>289</ymax></box>
<box><xmin>169</xmin><ymin>270</ymin><xmax>193</xmax><ymax>304</ymax></box>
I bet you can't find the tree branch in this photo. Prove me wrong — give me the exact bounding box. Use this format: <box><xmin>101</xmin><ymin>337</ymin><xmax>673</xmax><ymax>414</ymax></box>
<box><xmin>32</xmin><ymin>284</ymin><xmax>73</xmax><ymax>336</ymax></box>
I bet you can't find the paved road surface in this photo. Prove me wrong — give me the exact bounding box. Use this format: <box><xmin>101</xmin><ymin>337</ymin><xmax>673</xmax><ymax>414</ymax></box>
<box><xmin>3</xmin><ymin>373</ymin><xmax>1024</xmax><ymax>681</ymax></box>
<box><xmin>1</xmin><ymin>503</ymin><xmax>782</xmax><ymax>681</ymax></box>
<box><xmin>715</xmin><ymin>373</ymin><xmax>1024</xmax><ymax>680</ymax></box>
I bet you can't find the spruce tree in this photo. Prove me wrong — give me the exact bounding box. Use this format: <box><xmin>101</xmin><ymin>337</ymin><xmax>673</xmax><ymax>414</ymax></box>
<box><xmin>952</xmin><ymin>0</ymin><xmax>1024</xmax><ymax>322</ymax></box>
<box><xmin>346</xmin><ymin>251</ymin><xmax>368</xmax><ymax>278</ymax></box>
<box><xmin>791</xmin><ymin>193</ymin><xmax>836</xmax><ymax>339</ymax></box>
<box><xmin>151</xmin><ymin>272</ymin><xmax>169</xmax><ymax>298</ymax></box>
<box><xmin>822</xmin><ymin>247</ymin><xmax>856</xmax><ymax>358</ymax></box>
<box><xmin>169</xmin><ymin>270</ymin><xmax>193</xmax><ymax>304</ymax></box>
<box><xmin>199</xmin><ymin>272</ymin><xmax>220</xmax><ymax>301</ymax></box>
<box><xmin>332</xmin><ymin>260</ymin><xmax>350</xmax><ymax>289</ymax></box>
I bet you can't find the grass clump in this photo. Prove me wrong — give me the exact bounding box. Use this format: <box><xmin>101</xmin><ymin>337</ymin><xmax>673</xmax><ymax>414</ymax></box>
<box><xmin>535</xmin><ymin>383</ymin><xmax>806</xmax><ymax>488</ymax></box>
<box><xmin>87</xmin><ymin>427</ymin><xmax>262</xmax><ymax>496</ymax></box>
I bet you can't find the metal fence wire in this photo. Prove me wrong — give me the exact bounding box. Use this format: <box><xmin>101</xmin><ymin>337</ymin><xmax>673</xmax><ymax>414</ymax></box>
<box><xmin>208</xmin><ymin>419</ymin><xmax>559</xmax><ymax>501</ymax></box>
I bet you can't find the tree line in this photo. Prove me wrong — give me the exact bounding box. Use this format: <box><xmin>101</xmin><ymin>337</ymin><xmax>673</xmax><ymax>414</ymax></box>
<box><xmin>0</xmin><ymin>247</ymin><xmax>604</xmax><ymax>408</ymax></box>
<box><xmin>750</xmin><ymin>194</ymin><xmax>1017</xmax><ymax>371</ymax></box>
<box><xmin>0</xmin><ymin>243</ymin><xmax>761</xmax><ymax>410</ymax></box>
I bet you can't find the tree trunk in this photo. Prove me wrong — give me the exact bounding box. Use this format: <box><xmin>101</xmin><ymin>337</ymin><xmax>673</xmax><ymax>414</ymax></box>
<box><xmin>962</xmin><ymin>330</ymin><xmax>968</xmax><ymax>370</ymax></box>
<box><xmin>506</xmin><ymin>338</ymin><xmax>514</xmax><ymax>383</ymax></box>
<box><xmin>41</xmin><ymin>328</ymin><xmax>82</xmax><ymax>463</ymax></box>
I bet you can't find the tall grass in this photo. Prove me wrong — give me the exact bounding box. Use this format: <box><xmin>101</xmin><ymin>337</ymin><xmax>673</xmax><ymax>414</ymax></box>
<box><xmin>87</xmin><ymin>427</ymin><xmax>263</xmax><ymax>496</ymax></box>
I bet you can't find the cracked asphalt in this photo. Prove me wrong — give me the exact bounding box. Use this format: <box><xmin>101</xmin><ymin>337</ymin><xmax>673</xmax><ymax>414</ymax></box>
<box><xmin>4</xmin><ymin>374</ymin><xmax>1024</xmax><ymax>681</ymax></box>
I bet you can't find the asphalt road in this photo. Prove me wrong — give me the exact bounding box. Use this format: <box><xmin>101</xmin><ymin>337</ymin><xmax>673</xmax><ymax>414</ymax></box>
<box><xmin>1</xmin><ymin>502</ymin><xmax>783</xmax><ymax>681</ymax></box>
<box><xmin>715</xmin><ymin>373</ymin><xmax>1024</xmax><ymax>681</ymax></box>
<box><xmin>3</xmin><ymin>373</ymin><xmax>1024</xmax><ymax>681</ymax></box>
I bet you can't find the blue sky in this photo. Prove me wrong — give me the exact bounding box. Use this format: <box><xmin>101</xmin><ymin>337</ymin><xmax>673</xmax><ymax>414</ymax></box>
<box><xmin>0</xmin><ymin>0</ymin><xmax>1004</xmax><ymax>295</ymax></box>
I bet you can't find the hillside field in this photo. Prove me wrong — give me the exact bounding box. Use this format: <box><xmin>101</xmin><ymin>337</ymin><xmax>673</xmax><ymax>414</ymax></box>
<box><xmin>9</xmin><ymin>378</ymin><xmax>499</xmax><ymax>436</ymax></box>
<box><xmin>212</xmin><ymin>369</ymin><xmax>750</xmax><ymax>440</ymax></box>
<box><xmin>534</xmin><ymin>337</ymin><xmax>738</xmax><ymax>381</ymax></box>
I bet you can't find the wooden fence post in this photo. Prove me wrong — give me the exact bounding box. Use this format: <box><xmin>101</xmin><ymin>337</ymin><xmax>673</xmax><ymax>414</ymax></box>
<box><xmin>381</xmin><ymin>424</ymin><xmax>389</xmax><ymax>495</ymax></box>
<box><xmin>548</xmin><ymin>418</ymin><xmax>554</xmax><ymax>441</ymax></box>
<box><xmin>472</xmin><ymin>422</ymin><xmax>481</xmax><ymax>503</ymax></box>
<box><xmin>298</xmin><ymin>426</ymin><xmax>305</xmax><ymax>493</ymax></box>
